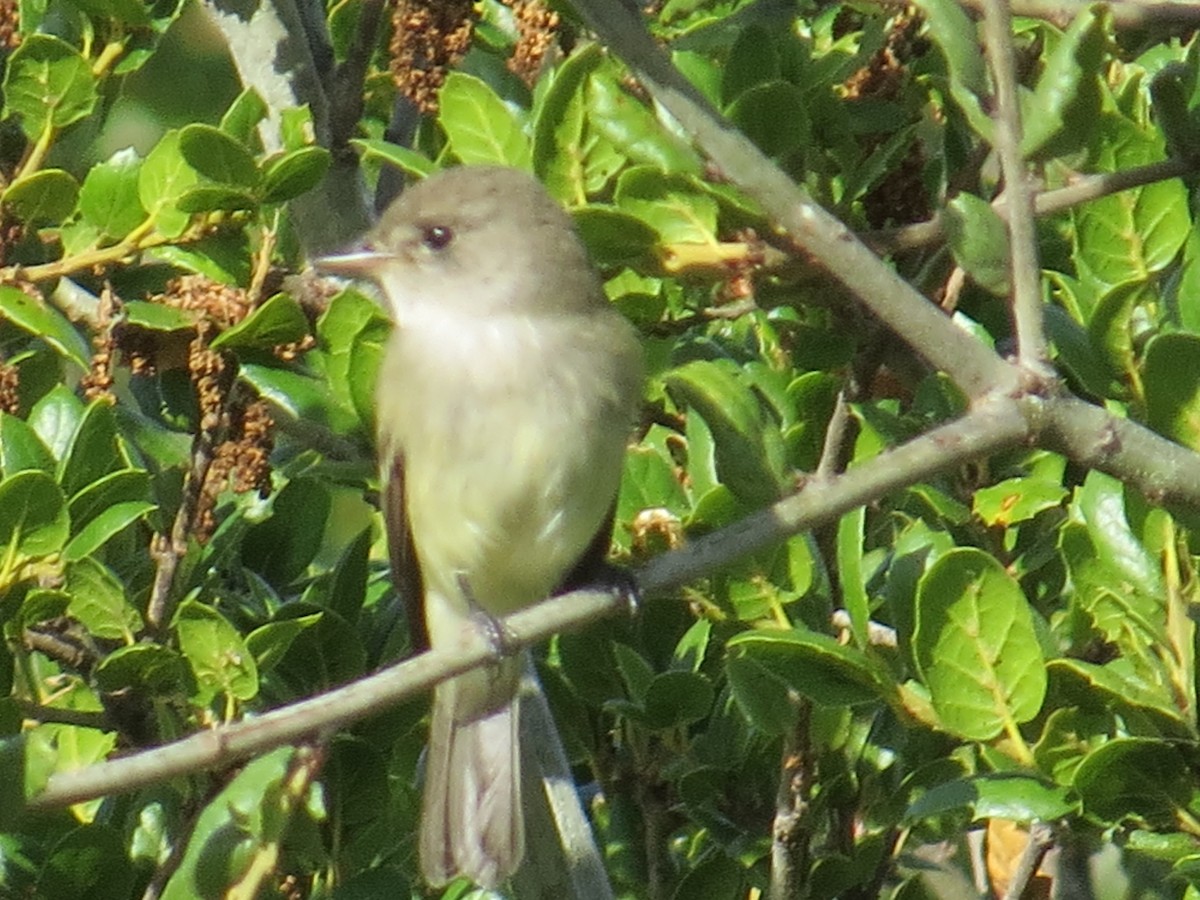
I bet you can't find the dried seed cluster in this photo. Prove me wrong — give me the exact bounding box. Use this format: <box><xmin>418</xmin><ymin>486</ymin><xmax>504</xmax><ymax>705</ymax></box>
<box><xmin>390</xmin><ymin>0</ymin><xmax>476</xmax><ymax>114</ymax></box>
<box><xmin>0</xmin><ymin>0</ymin><xmax>19</xmax><ymax>51</ymax></box>
<box><xmin>506</xmin><ymin>0</ymin><xmax>559</xmax><ymax>86</ymax></box>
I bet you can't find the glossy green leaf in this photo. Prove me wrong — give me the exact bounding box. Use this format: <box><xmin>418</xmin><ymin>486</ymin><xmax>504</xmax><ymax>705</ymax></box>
<box><xmin>0</xmin><ymin>286</ymin><xmax>90</xmax><ymax>369</ymax></box>
<box><xmin>2</xmin><ymin>35</ymin><xmax>98</xmax><ymax>138</ymax></box>
<box><xmin>727</xmin><ymin>81</ymin><xmax>808</xmax><ymax>159</ymax></box>
<box><xmin>0</xmin><ymin>470</ymin><xmax>69</xmax><ymax>563</ymax></box>
<box><xmin>1145</xmin><ymin>333</ymin><xmax>1200</xmax><ymax>450</ymax></box>
<box><xmin>913</xmin><ymin>548</ymin><xmax>1046</xmax><ymax>740</ymax></box>
<box><xmin>350</xmin><ymin>138</ymin><xmax>435</xmax><ymax>179</ymax></box>
<box><xmin>615</xmin><ymin>167</ymin><xmax>717</xmax><ymax>245</ymax></box>
<box><xmin>178</xmin><ymin>123</ymin><xmax>259</xmax><ymax>188</ymax></box>
<box><xmin>63</xmin><ymin>501</ymin><xmax>155</xmax><ymax>562</ymax></box>
<box><xmin>438</xmin><ymin>71</ymin><xmax>531</xmax><ymax>169</ymax></box>
<box><xmin>0</xmin><ymin>412</ymin><xmax>56</xmax><ymax>475</ymax></box>
<box><xmin>58</xmin><ymin>399</ymin><xmax>120</xmax><ymax>499</ymax></box>
<box><xmin>139</xmin><ymin>129</ymin><xmax>200</xmax><ymax>239</ymax></box>
<box><xmin>665</xmin><ymin>359</ymin><xmax>785</xmax><ymax>506</ymax></box>
<box><xmin>915</xmin><ymin>0</ymin><xmax>992</xmax><ymax>138</ymax></box>
<box><xmin>1072</xmin><ymin>117</ymin><xmax>1188</xmax><ymax>294</ymax></box>
<box><xmin>239</xmin><ymin>362</ymin><xmax>358</xmax><ymax>435</ymax></box>
<box><xmin>643</xmin><ymin>671</ymin><xmax>714</xmax><ymax>729</ymax></box>
<box><xmin>78</xmin><ymin>147</ymin><xmax>147</xmax><ymax>240</ymax></box>
<box><xmin>721</xmin><ymin>25</ymin><xmax>780</xmax><ymax>106</ymax></box>
<box><xmin>176</xmin><ymin>184</ymin><xmax>258</xmax><ymax>213</ymax></box>
<box><xmin>973</xmin><ymin>476</ymin><xmax>1068</xmax><ymax>526</ymax></box>
<box><xmin>944</xmin><ymin>192</ymin><xmax>1010</xmax><ymax>296</ymax></box>
<box><xmin>121</xmin><ymin>299</ymin><xmax>198</xmax><ymax>332</ymax></box>
<box><xmin>727</xmin><ymin>628</ymin><xmax>887</xmax><ymax>708</ymax></box>
<box><xmin>93</xmin><ymin>643</ymin><xmax>192</xmax><ymax>695</ymax></box>
<box><xmin>27</xmin><ymin>384</ymin><xmax>85</xmax><ymax>460</ymax></box>
<box><xmin>587</xmin><ymin>68</ymin><xmax>700</xmax><ymax>174</ymax></box>
<box><xmin>241</xmin><ymin>477</ymin><xmax>331</xmax><ymax>586</ymax></box>
<box><xmin>219</xmin><ymin>87</ymin><xmax>268</xmax><ymax>146</ymax></box>
<box><xmin>2</xmin><ymin>169</ymin><xmax>79</xmax><ymax>225</ymax></box>
<box><xmin>174</xmin><ymin>600</ymin><xmax>259</xmax><ymax>704</ymax></box>
<box><xmin>905</xmin><ymin>774</ymin><xmax>1076</xmax><ymax>823</ymax></box>
<box><xmin>261</xmin><ymin>146</ymin><xmax>332</xmax><ymax>204</ymax></box>
<box><xmin>66</xmin><ymin>557</ymin><xmax>143</xmax><ymax>642</ymax></box>
<box><xmin>35</xmin><ymin>822</ymin><xmax>135</xmax><ymax>900</ymax></box>
<box><xmin>1074</xmin><ymin>738</ymin><xmax>1198</xmax><ymax>827</ymax></box>
<box><xmin>533</xmin><ymin>43</ymin><xmax>605</xmax><ymax>203</ymax></box>
<box><xmin>572</xmin><ymin>205</ymin><xmax>659</xmax><ymax>267</ymax></box>
<box><xmin>210</xmin><ymin>293</ymin><xmax>308</xmax><ymax>352</ymax></box>
<box><xmin>245</xmin><ymin>612</ymin><xmax>323</xmax><ymax>673</ymax></box>
<box><xmin>67</xmin><ymin>468</ymin><xmax>152</xmax><ymax>532</ymax></box>
<box><xmin>1021</xmin><ymin>8</ymin><xmax>1107</xmax><ymax>160</ymax></box>
<box><xmin>1048</xmin><ymin>658</ymin><xmax>1191</xmax><ymax>738</ymax></box>
<box><xmin>67</xmin><ymin>0</ymin><xmax>153</xmax><ymax>25</ymax></box>
<box><xmin>836</xmin><ymin>506</ymin><xmax>869</xmax><ymax>647</ymax></box>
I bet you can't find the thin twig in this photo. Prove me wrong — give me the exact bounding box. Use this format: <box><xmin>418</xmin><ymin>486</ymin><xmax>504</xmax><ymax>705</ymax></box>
<box><xmin>981</xmin><ymin>0</ymin><xmax>1050</xmax><ymax>374</ymax></box>
<box><xmin>768</xmin><ymin>695</ymin><xmax>812</xmax><ymax>900</ymax></box>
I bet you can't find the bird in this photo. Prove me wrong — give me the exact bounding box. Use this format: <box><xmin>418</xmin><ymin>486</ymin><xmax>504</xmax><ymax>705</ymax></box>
<box><xmin>316</xmin><ymin>165</ymin><xmax>644</xmax><ymax>888</ymax></box>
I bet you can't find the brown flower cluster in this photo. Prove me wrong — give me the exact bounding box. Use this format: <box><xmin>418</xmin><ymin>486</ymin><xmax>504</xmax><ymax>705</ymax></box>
<box><xmin>390</xmin><ymin>0</ymin><xmax>476</xmax><ymax>114</ymax></box>
<box><xmin>0</xmin><ymin>0</ymin><xmax>19</xmax><ymax>51</ymax></box>
<box><xmin>0</xmin><ymin>358</ymin><xmax>18</xmax><ymax>414</ymax></box>
<box><xmin>506</xmin><ymin>0</ymin><xmax>559</xmax><ymax>86</ymax></box>
<box><xmin>80</xmin><ymin>287</ymin><xmax>117</xmax><ymax>403</ymax></box>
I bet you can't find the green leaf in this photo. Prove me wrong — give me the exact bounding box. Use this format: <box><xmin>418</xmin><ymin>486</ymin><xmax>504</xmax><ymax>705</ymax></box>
<box><xmin>615</xmin><ymin>167</ymin><xmax>718</xmax><ymax>245</ymax></box>
<box><xmin>28</xmin><ymin>384</ymin><xmax>85</xmax><ymax>460</ymax></box>
<box><xmin>973</xmin><ymin>476</ymin><xmax>1068</xmax><ymax>526</ymax></box>
<box><xmin>93</xmin><ymin>643</ymin><xmax>191</xmax><ymax>696</ymax></box>
<box><xmin>78</xmin><ymin>148</ymin><xmax>147</xmax><ymax>240</ymax></box>
<box><xmin>121</xmin><ymin>299</ymin><xmax>198</xmax><ymax>332</ymax></box>
<box><xmin>0</xmin><ymin>412</ymin><xmax>56</xmax><ymax>475</ymax></box>
<box><xmin>239</xmin><ymin>362</ymin><xmax>358</xmax><ymax>434</ymax></box>
<box><xmin>350</xmin><ymin>138</ymin><xmax>435</xmax><ymax>179</ymax></box>
<box><xmin>727</xmin><ymin>81</ymin><xmax>809</xmax><ymax>159</ymax></box>
<box><xmin>178</xmin><ymin>123</ymin><xmax>260</xmax><ymax>188</ymax></box>
<box><xmin>245</xmin><ymin>612</ymin><xmax>323</xmax><ymax>673</ymax></box>
<box><xmin>905</xmin><ymin>774</ymin><xmax>1076</xmax><ymax>823</ymax></box>
<box><xmin>836</xmin><ymin>506</ymin><xmax>869</xmax><ymax>646</ymax></box>
<box><xmin>57</xmin><ymin>399</ymin><xmax>120</xmax><ymax>499</ymax></box>
<box><xmin>944</xmin><ymin>193</ymin><xmax>1011</xmax><ymax>296</ymax></box>
<box><xmin>1072</xmin><ymin>117</ymin><xmax>1188</xmax><ymax>295</ymax></box>
<box><xmin>0</xmin><ymin>285</ymin><xmax>91</xmax><ymax>369</ymax></box>
<box><xmin>2</xmin><ymin>169</ymin><xmax>79</xmax><ymax>225</ymax></box>
<box><xmin>261</xmin><ymin>146</ymin><xmax>331</xmax><ymax>204</ymax></box>
<box><xmin>66</xmin><ymin>0</ymin><xmax>152</xmax><ymax>25</ymax></box>
<box><xmin>66</xmin><ymin>557</ymin><xmax>143</xmax><ymax>642</ymax></box>
<box><xmin>2</xmin><ymin>34</ymin><xmax>98</xmax><ymax>138</ymax></box>
<box><xmin>35</xmin><ymin>822</ymin><xmax>135</xmax><ymax>900</ymax></box>
<box><xmin>1076</xmin><ymin>470</ymin><xmax>1162</xmax><ymax>597</ymax></box>
<box><xmin>68</xmin><ymin>468</ymin><xmax>152</xmax><ymax>532</ymax></box>
<box><xmin>176</xmin><ymin>185</ymin><xmax>258</xmax><ymax>213</ymax></box>
<box><xmin>63</xmin><ymin>500</ymin><xmax>154</xmax><ymax>562</ymax></box>
<box><xmin>727</xmin><ymin>628</ymin><xmax>888</xmax><ymax>708</ymax></box>
<box><xmin>721</xmin><ymin>24</ymin><xmax>780</xmax><ymax>106</ymax></box>
<box><xmin>174</xmin><ymin>600</ymin><xmax>259</xmax><ymax>704</ymax></box>
<box><xmin>139</xmin><ymin>129</ymin><xmax>200</xmax><ymax>239</ymax></box>
<box><xmin>642</xmin><ymin>671</ymin><xmax>714</xmax><ymax>729</ymax></box>
<box><xmin>0</xmin><ymin>470</ymin><xmax>69</xmax><ymax>564</ymax></box>
<box><xmin>572</xmin><ymin>205</ymin><xmax>659</xmax><ymax>267</ymax></box>
<box><xmin>314</xmin><ymin>288</ymin><xmax>390</xmax><ymax>428</ymax></box>
<box><xmin>219</xmin><ymin>87</ymin><xmax>268</xmax><ymax>146</ymax></box>
<box><xmin>1145</xmin><ymin>333</ymin><xmax>1200</xmax><ymax>450</ymax></box>
<box><xmin>587</xmin><ymin>68</ymin><xmax>701</xmax><ymax>174</ymax></box>
<box><xmin>438</xmin><ymin>71</ymin><xmax>532</xmax><ymax>169</ymax></box>
<box><xmin>665</xmin><ymin>359</ymin><xmax>785</xmax><ymax>506</ymax></box>
<box><xmin>1021</xmin><ymin>8</ymin><xmax>1107</xmax><ymax>160</ymax></box>
<box><xmin>210</xmin><ymin>293</ymin><xmax>308</xmax><ymax>353</ymax></box>
<box><xmin>1073</xmin><ymin>738</ymin><xmax>1199</xmax><ymax>827</ymax></box>
<box><xmin>241</xmin><ymin>477</ymin><xmax>331</xmax><ymax>586</ymax></box>
<box><xmin>913</xmin><ymin>548</ymin><xmax>1047</xmax><ymax>741</ymax></box>
<box><xmin>915</xmin><ymin>0</ymin><xmax>992</xmax><ymax>139</ymax></box>
<box><xmin>1048</xmin><ymin>657</ymin><xmax>1191</xmax><ymax>737</ymax></box>
<box><xmin>160</xmin><ymin>748</ymin><xmax>295</xmax><ymax>900</ymax></box>
<box><xmin>533</xmin><ymin>43</ymin><xmax>605</xmax><ymax>203</ymax></box>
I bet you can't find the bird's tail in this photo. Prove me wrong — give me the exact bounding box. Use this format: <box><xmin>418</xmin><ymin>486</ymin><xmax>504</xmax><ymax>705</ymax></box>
<box><xmin>419</xmin><ymin>667</ymin><xmax>524</xmax><ymax>888</ymax></box>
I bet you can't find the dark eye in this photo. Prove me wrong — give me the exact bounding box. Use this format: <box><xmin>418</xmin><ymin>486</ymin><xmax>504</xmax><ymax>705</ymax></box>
<box><xmin>420</xmin><ymin>224</ymin><xmax>454</xmax><ymax>251</ymax></box>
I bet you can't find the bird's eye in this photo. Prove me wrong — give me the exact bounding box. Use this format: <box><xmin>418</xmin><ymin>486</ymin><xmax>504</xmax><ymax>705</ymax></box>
<box><xmin>420</xmin><ymin>224</ymin><xmax>454</xmax><ymax>251</ymax></box>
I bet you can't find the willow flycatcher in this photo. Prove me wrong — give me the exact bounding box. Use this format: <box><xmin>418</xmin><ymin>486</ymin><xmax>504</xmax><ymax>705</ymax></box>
<box><xmin>317</xmin><ymin>165</ymin><xmax>643</xmax><ymax>888</ymax></box>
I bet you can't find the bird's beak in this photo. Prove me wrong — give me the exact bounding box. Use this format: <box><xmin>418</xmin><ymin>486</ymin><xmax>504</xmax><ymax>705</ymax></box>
<box><xmin>313</xmin><ymin>244</ymin><xmax>388</xmax><ymax>276</ymax></box>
